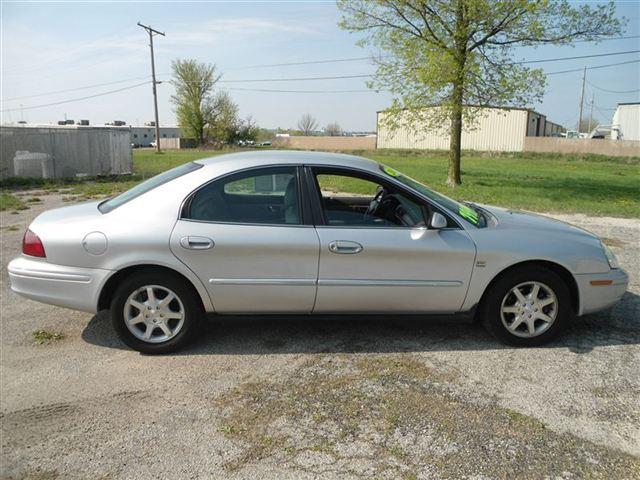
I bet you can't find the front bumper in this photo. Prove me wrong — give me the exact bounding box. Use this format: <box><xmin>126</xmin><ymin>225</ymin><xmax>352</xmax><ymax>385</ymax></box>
<box><xmin>8</xmin><ymin>256</ymin><xmax>112</xmax><ymax>313</ymax></box>
<box><xmin>575</xmin><ymin>268</ymin><xmax>629</xmax><ymax>315</ymax></box>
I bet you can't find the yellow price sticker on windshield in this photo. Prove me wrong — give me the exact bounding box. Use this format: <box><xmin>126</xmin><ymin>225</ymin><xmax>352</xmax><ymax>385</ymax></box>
<box><xmin>458</xmin><ymin>205</ymin><xmax>479</xmax><ymax>224</ymax></box>
<box><xmin>382</xmin><ymin>166</ymin><xmax>400</xmax><ymax>177</ymax></box>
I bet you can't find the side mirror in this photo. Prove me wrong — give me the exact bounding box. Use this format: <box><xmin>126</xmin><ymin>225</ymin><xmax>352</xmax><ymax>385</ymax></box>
<box><xmin>430</xmin><ymin>212</ymin><xmax>447</xmax><ymax>229</ymax></box>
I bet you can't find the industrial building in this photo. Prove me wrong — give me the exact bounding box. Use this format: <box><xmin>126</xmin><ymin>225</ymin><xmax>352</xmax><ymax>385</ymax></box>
<box><xmin>611</xmin><ymin>103</ymin><xmax>640</xmax><ymax>141</ymax></box>
<box><xmin>0</xmin><ymin>124</ymin><xmax>132</xmax><ymax>179</ymax></box>
<box><xmin>130</xmin><ymin>125</ymin><xmax>181</xmax><ymax>147</ymax></box>
<box><xmin>377</xmin><ymin>106</ymin><xmax>564</xmax><ymax>152</ymax></box>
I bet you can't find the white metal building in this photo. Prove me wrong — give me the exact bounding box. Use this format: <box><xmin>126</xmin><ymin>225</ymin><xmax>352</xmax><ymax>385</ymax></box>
<box><xmin>377</xmin><ymin>106</ymin><xmax>563</xmax><ymax>152</ymax></box>
<box><xmin>130</xmin><ymin>126</ymin><xmax>181</xmax><ymax>147</ymax></box>
<box><xmin>1</xmin><ymin>124</ymin><xmax>132</xmax><ymax>179</ymax></box>
<box><xmin>611</xmin><ymin>103</ymin><xmax>640</xmax><ymax>141</ymax></box>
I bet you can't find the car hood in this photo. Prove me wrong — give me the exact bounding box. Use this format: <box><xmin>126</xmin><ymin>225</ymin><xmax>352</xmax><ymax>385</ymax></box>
<box><xmin>479</xmin><ymin>204</ymin><xmax>600</xmax><ymax>241</ymax></box>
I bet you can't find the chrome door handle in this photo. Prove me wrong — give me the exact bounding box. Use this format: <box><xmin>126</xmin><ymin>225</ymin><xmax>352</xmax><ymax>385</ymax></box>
<box><xmin>180</xmin><ymin>236</ymin><xmax>214</xmax><ymax>250</ymax></box>
<box><xmin>328</xmin><ymin>240</ymin><xmax>363</xmax><ymax>254</ymax></box>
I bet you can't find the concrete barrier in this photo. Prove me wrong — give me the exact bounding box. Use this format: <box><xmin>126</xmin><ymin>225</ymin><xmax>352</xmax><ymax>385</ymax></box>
<box><xmin>274</xmin><ymin>136</ymin><xmax>377</xmax><ymax>151</ymax></box>
<box><xmin>523</xmin><ymin>137</ymin><xmax>640</xmax><ymax>158</ymax></box>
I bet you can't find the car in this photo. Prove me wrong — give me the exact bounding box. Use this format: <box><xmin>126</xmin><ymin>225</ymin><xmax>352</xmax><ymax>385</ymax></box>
<box><xmin>149</xmin><ymin>141</ymin><xmax>157</xmax><ymax>148</ymax></box>
<box><xmin>8</xmin><ymin>151</ymin><xmax>628</xmax><ymax>353</ymax></box>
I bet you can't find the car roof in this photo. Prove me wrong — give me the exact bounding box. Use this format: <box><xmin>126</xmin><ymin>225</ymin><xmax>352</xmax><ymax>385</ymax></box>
<box><xmin>194</xmin><ymin>150</ymin><xmax>381</xmax><ymax>174</ymax></box>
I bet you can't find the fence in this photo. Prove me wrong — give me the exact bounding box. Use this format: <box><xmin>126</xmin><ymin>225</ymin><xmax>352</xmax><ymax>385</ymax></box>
<box><xmin>523</xmin><ymin>137</ymin><xmax>640</xmax><ymax>158</ymax></box>
<box><xmin>159</xmin><ymin>137</ymin><xmax>197</xmax><ymax>149</ymax></box>
<box><xmin>0</xmin><ymin>126</ymin><xmax>133</xmax><ymax>179</ymax></box>
<box><xmin>274</xmin><ymin>136</ymin><xmax>377</xmax><ymax>151</ymax></box>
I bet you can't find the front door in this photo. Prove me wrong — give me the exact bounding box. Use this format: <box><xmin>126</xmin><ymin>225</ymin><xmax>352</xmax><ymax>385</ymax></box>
<box><xmin>170</xmin><ymin>165</ymin><xmax>319</xmax><ymax>313</ymax></box>
<box><xmin>308</xmin><ymin>167</ymin><xmax>476</xmax><ymax>313</ymax></box>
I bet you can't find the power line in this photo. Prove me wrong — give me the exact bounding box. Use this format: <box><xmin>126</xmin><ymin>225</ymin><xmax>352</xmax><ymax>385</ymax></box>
<box><xmin>7</xmin><ymin>51</ymin><xmax>639</xmax><ymax>101</ymax></box>
<box><xmin>0</xmin><ymin>81</ymin><xmax>151</xmax><ymax>113</ymax></box>
<box><xmin>218</xmin><ymin>74</ymin><xmax>372</xmax><ymax>83</ymax></box>
<box><xmin>228</xmin><ymin>56</ymin><xmax>375</xmax><ymax>70</ymax></box>
<box><xmin>229</xmin><ymin>87</ymin><xmax>378</xmax><ymax>94</ymax></box>
<box><xmin>228</xmin><ymin>48</ymin><xmax>640</xmax><ymax>71</ymax></box>
<box><xmin>546</xmin><ymin>59</ymin><xmax>640</xmax><ymax>75</ymax></box>
<box><xmin>574</xmin><ymin>35</ymin><xmax>640</xmax><ymax>43</ymax></box>
<box><xmin>515</xmin><ymin>49</ymin><xmax>640</xmax><ymax>64</ymax></box>
<box><xmin>2</xmin><ymin>75</ymin><xmax>152</xmax><ymax>102</ymax></box>
<box><xmin>3</xmin><ymin>56</ymin><xmax>636</xmax><ymax>112</ymax></box>
<box><xmin>586</xmin><ymin>80</ymin><xmax>640</xmax><ymax>94</ymax></box>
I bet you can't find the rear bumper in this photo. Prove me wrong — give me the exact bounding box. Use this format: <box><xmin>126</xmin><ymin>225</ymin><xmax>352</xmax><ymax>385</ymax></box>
<box><xmin>7</xmin><ymin>256</ymin><xmax>112</xmax><ymax>313</ymax></box>
<box><xmin>575</xmin><ymin>268</ymin><xmax>629</xmax><ymax>315</ymax></box>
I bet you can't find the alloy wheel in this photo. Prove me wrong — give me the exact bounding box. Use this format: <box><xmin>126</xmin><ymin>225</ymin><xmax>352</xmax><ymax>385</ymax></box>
<box><xmin>123</xmin><ymin>285</ymin><xmax>185</xmax><ymax>343</ymax></box>
<box><xmin>500</xmin><ymin>281</ymin><xmax>558</xmax><ymax>338</ymax></box>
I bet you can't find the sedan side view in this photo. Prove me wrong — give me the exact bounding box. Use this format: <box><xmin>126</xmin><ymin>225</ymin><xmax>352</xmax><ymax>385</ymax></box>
<box><xmin>8</xmin><ymin>151</ymin><xmax>628</xmax><ymax>353</ymax></box>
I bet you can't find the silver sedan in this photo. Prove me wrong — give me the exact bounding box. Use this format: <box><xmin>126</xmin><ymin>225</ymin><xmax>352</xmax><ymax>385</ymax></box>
<box><xmin>8</xmin><ymin>151</ymin><xmax>628</xmax><ymax>353</ymax></box>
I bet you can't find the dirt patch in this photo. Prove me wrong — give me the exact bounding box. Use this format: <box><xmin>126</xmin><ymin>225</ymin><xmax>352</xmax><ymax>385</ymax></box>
<box><xmin>215</xmin><ymin>354</ymin><xmax>639</xmax><ymax>479</ymax></box>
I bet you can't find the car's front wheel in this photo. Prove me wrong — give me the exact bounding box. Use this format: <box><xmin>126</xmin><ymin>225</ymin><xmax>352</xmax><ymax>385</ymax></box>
<box><xmin>111</xmin><ymin>270</ymin><xmax>203</xmax><ymax>354</ymax></box>
<box><xmin>481</xmin><ymin>266</ymin><xmax>572</xmax><ymax>346</ymax></box>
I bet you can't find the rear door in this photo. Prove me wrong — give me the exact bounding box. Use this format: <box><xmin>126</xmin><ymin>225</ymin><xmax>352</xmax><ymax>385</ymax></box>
<box><xmin>307</xmin><ymin>166</ymin><xmax>476</xmax><ymax>313</ymax></box>
<box><xmin>170</xmin><ymin>165</ymin><xmax>320</xmax><ymax>313</ymax></box>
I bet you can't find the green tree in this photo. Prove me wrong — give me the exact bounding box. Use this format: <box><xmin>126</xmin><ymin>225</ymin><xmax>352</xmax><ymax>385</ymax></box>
<box><xmin>338</xmin><ymin>0</ymin><xmax>624</xmax><ymax>186</ymax></box>
<box><xmin>234</xmin><ymin>115</ymin><xmax>260</xmax><ymax>143</ymax></box>
<box><xmin>170</xmin><ymin>59</ymin><xmax>221</xmax><ymax>145</ymax></box>
<box><xmin>206</xmin><ymin>91</ymin><xmax>241</xmax><ymax>144</ymax></box>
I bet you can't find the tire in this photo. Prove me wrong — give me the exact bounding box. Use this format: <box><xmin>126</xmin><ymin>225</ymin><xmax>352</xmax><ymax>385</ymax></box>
<box><xmin>480</xmin><ymin>266</ymin><xmax>572</xmax><ymax>347</ymax></box>
<box><xmin>110</xmin><ymin>270</ymin><xmax>203</xmax><ymax>354</ymax></box>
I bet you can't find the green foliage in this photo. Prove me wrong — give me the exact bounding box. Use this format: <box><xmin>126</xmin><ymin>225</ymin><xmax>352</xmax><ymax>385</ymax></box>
<box><xmin>170</xmin><ymin>59</ymin><xmax>242</xmax><ymax>146</ymax></box>
<box><xmin>170</xmin><ymin>59</ymin><xmax>221</xmax><ymax>144</ymax></box>
<box><xmin>337</xmin><ymin>0</ymin><xmax>625</xmax><ymax>185</ymax></box>
<box><xmin>205</xmin><ymin>91</ymin><xmax>241</xmax><ymax>145</ymax></box>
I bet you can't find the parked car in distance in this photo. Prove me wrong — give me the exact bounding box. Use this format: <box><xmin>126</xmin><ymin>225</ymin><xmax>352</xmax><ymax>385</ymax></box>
<box><xmin>8</xmin><ymin>151</ymin><xmax>628</xmax><ymax>353</ymax></box>
<box><xmin>149</xmin><ymin>140</ymin><xmax>157</xmax><ymax>148</ymax></box>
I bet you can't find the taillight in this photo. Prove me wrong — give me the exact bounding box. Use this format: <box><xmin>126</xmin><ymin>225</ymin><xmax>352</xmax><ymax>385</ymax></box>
<box><xmin>23</xmin><ymin>229</ymin><xmax>46</xmax><ymax>258</ymax></box>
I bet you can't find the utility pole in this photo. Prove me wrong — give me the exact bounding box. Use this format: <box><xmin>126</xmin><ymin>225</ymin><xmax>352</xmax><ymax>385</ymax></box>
<box><xmin>587</xmin><ymin>93</ymin><xmax>594</xmax><ymax>134</ymax></box>
<box><xmin>577</xmin><ymin>66</ymin><xmax>586</xmax><ymax>133</ymax></box>
<box><xmin>137</xmin><ymin>21</ymin><xmax>165</xmax><ymax>153</ymax></box>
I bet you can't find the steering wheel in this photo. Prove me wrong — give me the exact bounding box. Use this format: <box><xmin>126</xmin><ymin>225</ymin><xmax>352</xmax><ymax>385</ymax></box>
<box><xmin>364</xmin><ymin>186</ymin><xmax>387</xmax><ymax>222</ymax></box>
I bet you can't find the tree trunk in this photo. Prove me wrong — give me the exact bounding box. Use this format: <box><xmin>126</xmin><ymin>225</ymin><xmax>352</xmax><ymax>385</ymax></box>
<box><xmin>447</xmin><ymin>83</ymin><xmax>463</xmax><ymax>187</ymax></box>
<box><xmin>447</xmin><ymin>0</ymin><xmax>466</xmax><ymax>187</ymax></box>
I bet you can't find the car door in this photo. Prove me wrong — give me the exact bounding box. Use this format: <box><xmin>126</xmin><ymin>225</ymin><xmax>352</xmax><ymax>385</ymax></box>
<box><xmin>170</xmin><ymin>165</ymin><xmax>320</xmax><ymax>313</ymax></box>
<box><xmin>307</xmin><ymin>166</ymin><xmax>476</xmax><ymax>313</ymax></box>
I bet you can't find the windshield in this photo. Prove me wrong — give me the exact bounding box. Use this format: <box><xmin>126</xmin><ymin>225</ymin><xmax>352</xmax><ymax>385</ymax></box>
<box><xmin>379</xmin><ymin>164</ymin><xmax>483</xmax><ymax>226</ymax></box>
<box><xmin>99</xmin><ymin>162</ymin><xmax>202</xmax><ymax>213</ymax></box>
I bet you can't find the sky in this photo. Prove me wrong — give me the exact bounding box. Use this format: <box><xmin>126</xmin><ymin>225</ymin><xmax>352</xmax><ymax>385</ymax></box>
<box><xmin>1</xmin><ymin>0</ymin><xmax>639</xmax><ymax>132</ymax></box>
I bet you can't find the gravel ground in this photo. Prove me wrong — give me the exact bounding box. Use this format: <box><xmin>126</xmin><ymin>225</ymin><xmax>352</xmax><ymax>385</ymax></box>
<box><xmin>1</xmin><ymin>192</ymin><xmax>639</xmax><ymax>479</ymax></box>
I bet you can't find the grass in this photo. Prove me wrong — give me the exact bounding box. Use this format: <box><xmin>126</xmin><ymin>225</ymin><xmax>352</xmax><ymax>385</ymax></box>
<box><xmin>369</xmin><ymin>150</ymin><xmax>640</xmax><ymax>218</ymax></box>
<box><xmin>32</xmin><ymin>329</ymin><xmax>65</xmax><ymax>344</ymax></box>
<box><xmin>0</xmin><ymin>192</ymin><xmax>27</xmax><ymax>212</ymax></box>
<box><xmin>1</xmin><ymin>148</ymin><xmax>638</xmax><ymax>217</ymax></box>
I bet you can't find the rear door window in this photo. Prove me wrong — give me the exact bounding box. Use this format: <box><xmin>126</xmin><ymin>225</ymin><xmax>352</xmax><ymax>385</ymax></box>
<box><xmin>187</xmin><ymin>166</ymin><xmax>301</xmax><ymax>225</ymax></box>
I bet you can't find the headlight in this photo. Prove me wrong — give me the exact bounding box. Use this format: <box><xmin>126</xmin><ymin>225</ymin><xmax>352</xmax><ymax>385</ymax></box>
<box><xmin>601</xmin><ymin>242</ymin><xmax>619</xmax><ymax>269</ymax></box>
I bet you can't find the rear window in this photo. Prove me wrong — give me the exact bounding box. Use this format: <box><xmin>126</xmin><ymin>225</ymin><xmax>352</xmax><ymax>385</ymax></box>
<box><xmin>99</xmin><ymin>162</ymin><xmax>202</xmax><ymax>213</ymax></box>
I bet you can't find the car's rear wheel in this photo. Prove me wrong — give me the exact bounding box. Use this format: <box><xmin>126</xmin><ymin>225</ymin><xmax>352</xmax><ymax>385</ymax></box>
<box><xmin>481</xmin><ymin>266</ymin><xmax>572</xmax><ymax>346</ymax></box>
<box><xmin>111</xmin><ymin>271</ymin><xmax>202</xmax><ymax>354</ymax></box>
